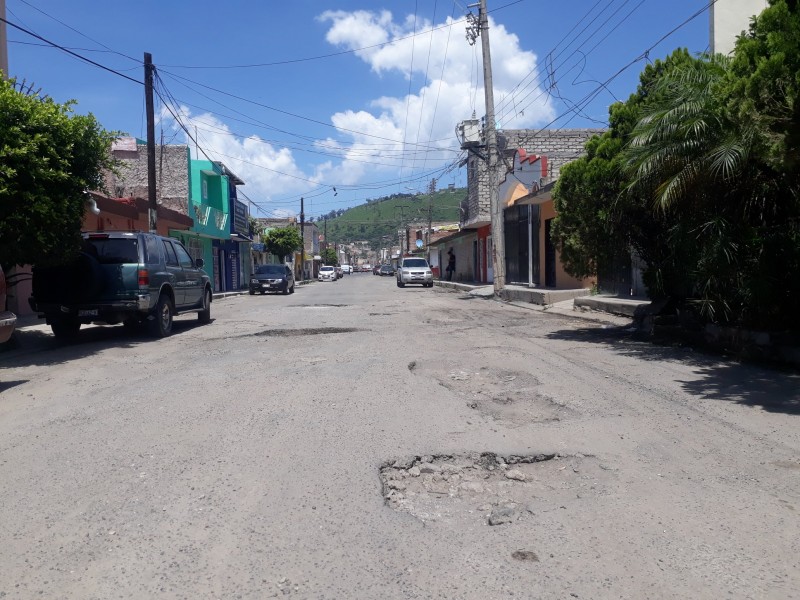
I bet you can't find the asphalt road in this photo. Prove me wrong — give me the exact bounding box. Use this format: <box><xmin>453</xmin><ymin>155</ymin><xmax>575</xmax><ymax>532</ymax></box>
<box><xmin>1</xmin><ymin>273</ymin><xmax>798</xmax><ymax>599</ymax></box>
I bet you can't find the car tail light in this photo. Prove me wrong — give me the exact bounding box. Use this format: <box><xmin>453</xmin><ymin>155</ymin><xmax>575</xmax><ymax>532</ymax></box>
<box><xmin>138</xmin><ymin>269</ymin><xmax>149</xmax><ymax>287</ymax></box>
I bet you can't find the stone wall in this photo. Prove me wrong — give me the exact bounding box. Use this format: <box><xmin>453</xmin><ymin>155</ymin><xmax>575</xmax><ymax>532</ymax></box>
<box><xmin>108</xmin><ymin>144</ymin><xmax>191</xmax><ymax>214</ymax></box>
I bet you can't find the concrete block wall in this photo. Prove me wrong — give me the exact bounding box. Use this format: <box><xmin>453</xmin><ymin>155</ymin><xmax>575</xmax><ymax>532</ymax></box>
<box><xmin>500</xmin><ymin>128</ymin><xmax>605</xmax><ymax>180</ymax></box>
<box><xmin>464</xmin><ymin>128</ymin><xmax>606</xmax><ymax>225</ymax></box>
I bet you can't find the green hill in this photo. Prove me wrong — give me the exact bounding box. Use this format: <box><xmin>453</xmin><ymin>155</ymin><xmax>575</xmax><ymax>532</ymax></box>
<box><xmin>313</xmin><ymin>188</ymin><xmax>466</xmax><ymax>251</ymax></box>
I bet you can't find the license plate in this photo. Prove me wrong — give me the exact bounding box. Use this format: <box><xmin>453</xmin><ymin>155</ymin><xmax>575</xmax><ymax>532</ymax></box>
<box><xmin>78</xmin><ymin>309</ymin><xmax>98</xmax><ymax>317</ymax></box>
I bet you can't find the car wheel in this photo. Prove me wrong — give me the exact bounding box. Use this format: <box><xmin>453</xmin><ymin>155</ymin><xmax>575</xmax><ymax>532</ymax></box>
<box><xmin>397</xmin><ymin>279</ymin><xmax>405</xmax><ymax>288</ymax></box>
<box><xmin>51</xmin><ymin>317</ymin><xmax>81</xmax><ymax>340</ymax></box>
<box><xmin>148</xmin><ymin>294</ymin><xmax>174</xmax><ymax>337</ymax></box>
<box><xmin>198</xmin><ymin>288</ymin><xmax>212</xmax><ymax>323</ymax></box>
<box><xmin>289</xmin><ymin>284</ymin><xmax>295</xmax><ymax>294</ymax></box>
<box><xmin>249</xmin><ymin>290</ymin><xmax>255</xmax><ymax>295</ymax></box>
<box><xmin>282</xmin><ymin>284</ymin><xmax>289</xmax><ymax>295</ymax></box>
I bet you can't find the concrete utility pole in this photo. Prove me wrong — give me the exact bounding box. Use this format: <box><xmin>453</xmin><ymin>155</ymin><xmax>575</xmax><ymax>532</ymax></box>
<box><xmin>468</xmin><ymin>0</ymin><xmax>505</xmax><ymax>292</ymax></box>
<box><xmin>300</xmin><ymin>197</ymin><xmax>305</xmax><ymax>280</ymax></box>
<box><xmin>144</xmin><ymin>52</ymin><xmax>158</xmax><ymax>232</ymax></box>
<box><xmin>396</xmin><ymin>205</ymin><xmax>410</xmax><ymax>255</ymax></box>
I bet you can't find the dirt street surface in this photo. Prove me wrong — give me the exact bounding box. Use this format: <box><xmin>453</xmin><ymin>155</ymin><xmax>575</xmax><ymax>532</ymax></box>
<box><xmin>1</xmin><ymin>275</ymin><xmax>798</xmax><ymax>599</ymax></box>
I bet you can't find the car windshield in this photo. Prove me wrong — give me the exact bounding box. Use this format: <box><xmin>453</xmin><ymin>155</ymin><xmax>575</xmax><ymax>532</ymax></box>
<box><xmin>320</xmin><ymin>266</ymin><xmax>334</xmax><ymax>272</ymax></box>
<box><xmin>403</xmin><ymin>259</ymin><xmax>428</xmax><ymax>268</ymax></box>
<box><xmin>256</xmin><ymin>265</ymin><xmax>284</xmax><ymax>275</ymax></box>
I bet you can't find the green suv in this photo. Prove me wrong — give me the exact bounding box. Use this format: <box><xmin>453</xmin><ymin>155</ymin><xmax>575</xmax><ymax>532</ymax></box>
<box><xmin>29</xmin><ymin>231</ymin><xmax>212</xmax><ymax>339</ymax></box>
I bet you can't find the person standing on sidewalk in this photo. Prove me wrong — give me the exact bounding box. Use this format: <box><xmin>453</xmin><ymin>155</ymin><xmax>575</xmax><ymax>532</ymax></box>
<box><xmin>446</xmin><ymin>248</ymin><xmax>456</xmax><ymax>281</ymax></box>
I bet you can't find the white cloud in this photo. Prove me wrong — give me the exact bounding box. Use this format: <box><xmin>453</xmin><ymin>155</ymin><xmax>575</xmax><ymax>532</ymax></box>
<box><xmin>159</xmin><ymin>10</ymin><xmax>555</xmax><ymax>212</ymax></box>
<box><xmin>158</xmin><ymin>105</ymin><xmax>318</xmax><ymax>216</ymax></box>
<box><xmin>316</xmin><ymin>9</ymin><xmax>556</xmax><ymax>188</ymax></box>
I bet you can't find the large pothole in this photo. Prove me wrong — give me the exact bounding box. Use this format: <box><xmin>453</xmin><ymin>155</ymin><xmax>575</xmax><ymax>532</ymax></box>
<box><xmin>380</xmin><ymin>453</ymin><xmax>615</xmax><ymax>525</ymax></box>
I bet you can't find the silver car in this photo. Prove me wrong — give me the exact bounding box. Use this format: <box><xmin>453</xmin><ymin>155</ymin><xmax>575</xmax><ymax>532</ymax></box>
<box><xmin>396</xmin><ymin>257</ymin><xmax>434</xmax><ymax>288</ymax></box>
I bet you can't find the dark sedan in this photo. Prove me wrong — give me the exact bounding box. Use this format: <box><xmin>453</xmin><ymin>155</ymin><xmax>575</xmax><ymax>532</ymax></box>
<box><xmin>250</xmin><ymin>264</ymin><xmax>295</xmax><ymax>295</ymax></box>
<box><xmin>378</xmin><ymin>265</ymin><xmax>395</xmax><ymax>276</ymax></box>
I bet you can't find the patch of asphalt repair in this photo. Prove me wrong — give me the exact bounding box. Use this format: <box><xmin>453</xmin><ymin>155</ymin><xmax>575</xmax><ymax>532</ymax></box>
<box><xmin>380</xmin><ymin>453</ymin><xmax>617</xmax><ymax>527</ymax></box>
<box><xmin>295</xmin><ymin>303</ymin><xmax>349</xmax><ymax>308</ymax></box>
<box><xmin>413</xmin><ymin>365</ymin><xmax>577</xmax><ymax>426</ymax></box>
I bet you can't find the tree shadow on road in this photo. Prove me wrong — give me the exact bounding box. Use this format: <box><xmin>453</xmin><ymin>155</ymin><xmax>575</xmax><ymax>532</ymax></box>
<box><xmin>546</xmin><ymin>325</ymin><xmax>800</xmax><ymax>416</ymax></box>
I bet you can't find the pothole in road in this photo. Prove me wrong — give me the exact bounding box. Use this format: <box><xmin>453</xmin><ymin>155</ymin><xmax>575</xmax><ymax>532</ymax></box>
<box><xmin>252</xmin><ymin>327</ymin><xmax>363</xmax><ymax>337</ymax></box>
<box><xmin>424</xmin><ymin>367</ymin><xmax>577</xmax><ymax>425</ymax></box>
<box><xmin>380</xmin><ymin>453</ymin><xmax>616</xmax><ymax>526</ymax></box>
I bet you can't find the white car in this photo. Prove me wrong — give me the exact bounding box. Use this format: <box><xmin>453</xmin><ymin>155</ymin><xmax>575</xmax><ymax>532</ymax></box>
<box><xmin>341</xmin><ymin>264</ymin><xmax>352</xmax><ymax>274</ymax></box>
<box><xmin>318</xmin><ymin>265</ymin><xmax>337</xmax><ymax>282</ymax></box>
<box><xmin>396</xmin><ymin>257</ymin><xmax>434</xmax><ymax>288</ymax></box>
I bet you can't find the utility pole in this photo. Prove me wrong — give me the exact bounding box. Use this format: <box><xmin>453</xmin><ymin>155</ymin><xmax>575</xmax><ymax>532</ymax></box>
<box><xmin>1</xmin><ymin>0</ymin><xmax>9</xmax><ymax>79</ymax></box>
<box><xmin>300</xmin><ymin>197</ymin><xmax>305</xmax><ymax>281</ymax></box>
<box><xmin>427</xmin><ymin>197</ymin><xmax>433</xmax><ymax>263</ymax></box>
<box><xmin>144</xmin><ymin>52</ymin><xmax>158</xmax><ymax>232</ymax></box>
<box><xmin>324</xmin><ymin>218</ymin><xmax>328</xmax><ymax>260</ymax></box>
<box><xmin>468</xmin><ymin>0</ymin><xmax>505</xmax><ymax>292</ymax></box>
<box><xmin>396</xmin><ymin>205</ymin><xmax>410</xmax><ymax>256</ymax></box>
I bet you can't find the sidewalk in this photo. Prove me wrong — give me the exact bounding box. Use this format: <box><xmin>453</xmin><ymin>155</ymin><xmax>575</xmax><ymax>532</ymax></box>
<box><xmin>434</xmin><ymin>280</ymin><xmax>648</xmax><ymax>326</ymax></box>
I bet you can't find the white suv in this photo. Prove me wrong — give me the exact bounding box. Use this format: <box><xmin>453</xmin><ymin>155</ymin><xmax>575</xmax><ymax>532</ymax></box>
<box><xmin>396</xmin><ymin>257</ymin><xmax>434</xmax><ymax>288</ymax></box>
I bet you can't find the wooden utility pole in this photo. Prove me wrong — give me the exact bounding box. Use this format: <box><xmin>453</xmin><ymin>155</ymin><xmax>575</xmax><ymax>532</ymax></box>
<box><xmin>0</xmin><ymin>0</ymin><xmax>9</xmax><ymax>79</ymax></box>
<box><xmin>144</xmin><ymin>52</ymin><xmax>157</xmax><ymax>232</ymax></box>
<box><xmin>470</xmin><ymin>0</ymin><xmax>504</xmax><ymax>292</ymax></box>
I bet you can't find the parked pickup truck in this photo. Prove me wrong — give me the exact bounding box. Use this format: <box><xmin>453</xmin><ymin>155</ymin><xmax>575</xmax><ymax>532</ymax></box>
<box><xmin>29</xmin><ymin>231</ymin><xmax>213</xmax><ymax>339</ymax></box>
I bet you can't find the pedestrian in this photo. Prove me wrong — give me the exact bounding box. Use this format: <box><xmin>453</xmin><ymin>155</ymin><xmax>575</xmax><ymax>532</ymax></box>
<box><xmin>446</xmin><ymin>247</ymin><xmax>456</xmax><ymax>281</ymax></box>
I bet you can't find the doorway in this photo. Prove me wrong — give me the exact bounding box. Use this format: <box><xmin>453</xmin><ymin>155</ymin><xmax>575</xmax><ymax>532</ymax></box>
<box><xmin>544</xmin><ymin>218</ymin><xmax>556</xmax><ymax>287</ymax></box>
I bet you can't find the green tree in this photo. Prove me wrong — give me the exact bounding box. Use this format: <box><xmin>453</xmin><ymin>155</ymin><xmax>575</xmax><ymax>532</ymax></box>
<box><xmin>0</xmin><ymin>78</ymin><xmax>117</xmax><ymax>270</ymax></box>
<box><xmin>320</xmin><ymin>247</ymin><xmax>337</xmax><ymax>265</ymax></box>
<box><xmin>263</xmin><ymin>226</ymin><xmax>302</xmax><ymax>261</ymax></box>
<box><xmin>551</xmin><ymin>49</ymin><xmax>696</xmax><ymax>289</ymax></box>
<box><xmin>622</xmin><ymin>3</ymin><xmax>800</xmax><ymax>329</ymax></box>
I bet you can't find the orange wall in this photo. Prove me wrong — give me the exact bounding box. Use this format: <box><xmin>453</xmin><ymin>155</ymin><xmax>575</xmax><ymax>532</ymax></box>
<box><xmin>539</xmin><ymin>201</ymin><xmax>593</xmax><ymax>290</ymax></box>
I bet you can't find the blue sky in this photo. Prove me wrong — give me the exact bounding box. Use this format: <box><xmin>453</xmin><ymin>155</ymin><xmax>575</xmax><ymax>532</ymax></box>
<box><xmin>5</xmin><ymin>0</ymin><xmax>712</xmax><ymax>219</ymax></box>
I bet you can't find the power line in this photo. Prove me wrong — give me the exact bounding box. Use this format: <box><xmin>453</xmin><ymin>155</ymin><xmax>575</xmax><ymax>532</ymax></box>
<box><xmin>0</xmin><ymin>16</ymin><xmax>142</xmax><ymax>85</ymax></box>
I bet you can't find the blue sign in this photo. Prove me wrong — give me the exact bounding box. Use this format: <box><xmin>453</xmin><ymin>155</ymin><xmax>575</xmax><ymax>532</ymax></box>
<box><xmin>233</xmin><ymin>200</ymin><xmax>248</xmax><ymax>236</ymax></box>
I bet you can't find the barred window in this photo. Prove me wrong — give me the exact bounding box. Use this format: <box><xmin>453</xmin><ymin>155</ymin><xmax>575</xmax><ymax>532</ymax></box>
<box><xmin>185</xmin><ymin>236</ymin><xmax>203</xmax><ymax>262</ymax></box>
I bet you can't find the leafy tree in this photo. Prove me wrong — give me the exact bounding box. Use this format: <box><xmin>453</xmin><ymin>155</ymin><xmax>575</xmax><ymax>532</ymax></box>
<box><xmin>320</xmin><ymin>247</ymin><xmax>338</xmax><ymax>265</ymax></box>
<box><xmin>0</xmin><ymin>78</ymin><xmax>117</xmax><ymax>270</ymax></box>
<box><xmin>621</xmin><ymin>2</ymin><xmax>800</xmax><ymax>329</ymax></box>
<box><xmin>263</xmin><ymin>226</ymin><xmax>302</xmax><ymax>261</ymax></box>
<box><xmin>248</xmin><ymin>216</ymin><xmax>264</xmax><ymax>238</ymax></box>
<box><xmin>552</xmin><ymin>49</ymin><xmax>695</xmax><ymax>289</ymax></box>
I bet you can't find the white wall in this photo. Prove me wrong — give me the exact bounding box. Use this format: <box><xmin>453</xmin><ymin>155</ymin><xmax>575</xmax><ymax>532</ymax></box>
<box><xmin>710</xmin><ymin>0</ymin><xmax>769</xmax><ymax>55</ymax></box>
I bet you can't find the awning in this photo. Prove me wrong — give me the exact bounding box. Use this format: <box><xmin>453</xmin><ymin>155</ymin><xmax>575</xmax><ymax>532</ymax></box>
<box><xmin>511</xmin><ymin>181</ymin><xmax>555</xmax><ymax>206</ymax></box>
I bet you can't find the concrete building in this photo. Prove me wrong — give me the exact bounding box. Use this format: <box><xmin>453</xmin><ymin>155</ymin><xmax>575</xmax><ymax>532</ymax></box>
<box><xmin>710</xmin><ymin>0</ymin><xmax>769</xmax><ymax>55</ymax></box>
<box><xmin>462</xmin><ymin>128</ymin><xmax>603</xmax><ymax>285</ymax></box>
